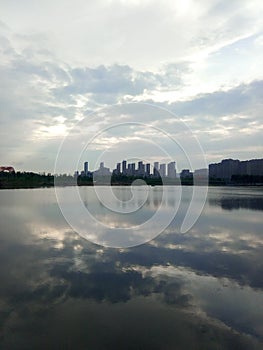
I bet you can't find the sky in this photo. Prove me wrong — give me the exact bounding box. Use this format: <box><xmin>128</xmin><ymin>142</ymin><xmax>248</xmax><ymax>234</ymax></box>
<box><xmin>0</xmin><ymin>0</ymin><xmax>263</xmax><ymax>173</ymax></box>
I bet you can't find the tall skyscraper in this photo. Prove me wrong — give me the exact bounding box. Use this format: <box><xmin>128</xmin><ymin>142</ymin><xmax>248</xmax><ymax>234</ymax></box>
<box><xmin>131</xmin><ymin>163</ymin><xmax>136</xmax><ymax>176</ymax></box>
<box><xmin>167</xmin><ymin>161</ymin><xmax>176</xmax><ymax>178</ymax></box>
<box><xmin>146</xmin><ymin>163</ymin><xmax>151</xmax><ymax>177</ymax></box>
<box><xmin>122</xmin><ymin>160</ymin><xmax>127</xmax><ymax>175</ymax></box>
<box><xmin>116</xmin><ymin>163</ymin><xmax>121</xmax><ymax>174</ymax></box>
<box><xmin>138</xmin><ymin>161</ymin><xmax>145</xmax><ymax>176</ymax></box>
<box><xmin>153</xmin><ymin>162</ymin><xmax>159</xmax><ymax>177</ymax></box>
<box><xmin>84</xmin><ymin>161</ymin><xmax>89</xmax><ymax>176</ymax></box>
<box><xmin>127</xmin><ymin>163</ymin><xmax>133</xmax><ymax>176</ymax></box>
<box><xmin>159</xmin><ymin>164</ymin><xmax>166</xmax><ymax>177</ymax></box>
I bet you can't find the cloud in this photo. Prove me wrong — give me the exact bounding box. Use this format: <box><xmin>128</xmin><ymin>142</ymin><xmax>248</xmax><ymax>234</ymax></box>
<box><xmin>54</xmin><ymin>62</ymin><xmax>191</xmax><ymax>106</ymax></box>
<box><xmin>166</xmin><ymin>80</ymin><xmax>263</xmax><ymax>117</ymax></box>
<box><xmin>0</xmin><ymin>0</ymin><xmax>263</xmax><ymax>172</ymax></box>
<box><xmin>1</xmin><ymin>0</ymin><xmax>263</xmax><ymax>69</ymax></box>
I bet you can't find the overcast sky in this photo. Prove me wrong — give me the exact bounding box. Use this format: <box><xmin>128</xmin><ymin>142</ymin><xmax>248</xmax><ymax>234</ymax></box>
<box><xmin>0</xmin><ymin>0</ymin><xmax>262</xmax><ymax>173</ymax></box>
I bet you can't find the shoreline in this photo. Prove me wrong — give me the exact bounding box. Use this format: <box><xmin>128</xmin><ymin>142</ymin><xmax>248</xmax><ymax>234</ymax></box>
<box><xmin>1</xmin><ymin>183</ymin><xmax>263</xmax><ymax>190</ymax></box>
<box><xmin>1</xmin><ymin>172</ymin><xmax>262</xmax><ymax>190</ymax></box>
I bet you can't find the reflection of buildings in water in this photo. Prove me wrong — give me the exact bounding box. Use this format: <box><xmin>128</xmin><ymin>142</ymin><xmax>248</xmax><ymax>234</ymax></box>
<box><xmin>144</xmin><ymin>189</ymin><xmax>178</xmax><ymax>209</ymax></box>
<box><xmin>209</xmin><ymin>196</ymin><xmax>263</xmax><ymax>211</ymax></box>
<box><xmin>81</xmin><ymin>188</ymin><xmax>179</xmax><ymax>210</ymax></box>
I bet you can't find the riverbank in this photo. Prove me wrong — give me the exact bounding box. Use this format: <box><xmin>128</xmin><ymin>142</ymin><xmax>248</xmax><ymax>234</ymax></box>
<box><xmin>1</xmin><ymin>172</ymin><xmax>262</xmax><ymax>189</ymax></box>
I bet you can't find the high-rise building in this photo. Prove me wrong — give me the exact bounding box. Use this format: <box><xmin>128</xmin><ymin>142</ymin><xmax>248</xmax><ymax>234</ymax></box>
<box><xmin>127</xmin><ymin>163</ymin><xmax>133</xmax><ymax>176</ymax></box>
<box><xmin>167</xmin><ymin>162</ymin><xmax>176</xmax><ymax>178</ymax></box>
<box><xmin>209</xmin><ymin>159</ymin><xmax>239</xmax><ymax>180</ymax></box>
<box><xmin>138</xmin><ymin>161</ymin><xmax>145</xmax><ymax>176</ymax></box>
<box><xmin>116</xmin><ymin>163</ymin><xmax>121</xmax><ymax>174</ymax></box>
<box><xmin>246</xmin><ymin>159</ymin><xmax>263</xmax><ymax>176</ymax></box>
<box><xmin>130</xmin><ymin>163</ymin><xmax>136</xmax><ymax>176</ymax></box>
<box><xmin>122</xmin><ymin>160</ymin><xmax>127</xmax><ymax>175</ymax></box>
<box><xmin>146</xmin><ymin>163</ymin><xmax>151</xmax><ymax>177</ymax></box>
<box><xmin>84</xmin><ymin>161</ymin><xmax>89</xmax><ymax>176</ymax></box>
<box><xmin>153</xmin><ymin>162</ymin><xmax>159</xmax><ymax>177</ymax></box>
<box><xmin>209</xmin><ymin>158</ymin><xmax>263</xmax><ymax>181</ymax></box>
<box><xmin>159</xmin><ymin>164</ymin><xmax>166</xmax><ymax>178</ymax></box>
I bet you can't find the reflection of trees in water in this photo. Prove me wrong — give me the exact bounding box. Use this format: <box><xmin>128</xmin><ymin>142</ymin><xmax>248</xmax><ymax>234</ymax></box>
<box><xmin>209</xmin><ymin>196</ymin><xmax>263</xmax><ymax>211</ymax></box>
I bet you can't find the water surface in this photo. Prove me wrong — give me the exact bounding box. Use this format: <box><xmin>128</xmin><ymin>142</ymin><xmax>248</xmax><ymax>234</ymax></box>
<box><xmin>0</xmin><ymin>186</ymin><xmax>263</xmax><ymax>349</ymax></box>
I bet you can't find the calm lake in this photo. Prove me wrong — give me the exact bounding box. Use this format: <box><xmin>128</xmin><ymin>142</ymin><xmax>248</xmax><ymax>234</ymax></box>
<box><xmin>0</xmin><ymin>186</ymin><xmax>263</xmax><ymax>349</ymax></box>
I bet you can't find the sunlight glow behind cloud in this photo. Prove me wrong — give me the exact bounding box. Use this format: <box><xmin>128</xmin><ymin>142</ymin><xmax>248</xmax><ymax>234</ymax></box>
<box><xmin>0</xmin><ymin>0</ymin><xmax>262</xmax><ymax>172</ymax></box>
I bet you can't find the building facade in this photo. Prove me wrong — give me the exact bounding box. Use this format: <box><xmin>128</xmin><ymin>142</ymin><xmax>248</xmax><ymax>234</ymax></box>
<box><xmin>209</xmin><ymin>158</ymin><xmax>263</xmax><ymax>181</ymax></box>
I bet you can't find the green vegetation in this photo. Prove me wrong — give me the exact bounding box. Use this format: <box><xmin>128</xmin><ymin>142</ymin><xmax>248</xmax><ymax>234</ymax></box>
<box><xmin>209</xmin><ymin>178</ymin><xmax>227</xmax><ymax>186</ymax></box>
<box><xmin>78</xmin><ymin>174</ymin><xmax>181</xmax><ymax>186</ymax></box>
<box><xmin>1</xmin><ymin>171</ymin><xmax>262</xmax><ymax>189</ymax></box>
<box><xmin>231</xmin><ymin>174</ymin><xmax>263</xmax><ymax>185</ymax></box>
<box><xmin>209</xmin><ymin>175</ymin><xmax>263</xmax><ymax>186</ymax></box>
<box><xmin>0</xmin><ymin>171</ymin><xmax>54</xmax><ymax>189</ymax></box>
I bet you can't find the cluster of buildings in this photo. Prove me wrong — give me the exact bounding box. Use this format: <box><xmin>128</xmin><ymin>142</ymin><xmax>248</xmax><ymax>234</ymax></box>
<box><xmin>113</xmin><ymin>160</ymin><xmax>177</xmax><ymax>178</ymax></box>
<box><xmin>209</xmin><ymin>158</ymin><xmax>263</xmax><ymax>181</ymax></box>
<box><xmin>2</xmin><ymin>157</ymin><xmax>262</xmax><ymax>183</ymax></box>
<box><xmin>75</xmin><ymin>160</ymin><xmax>210</xmax><ymax>179</ymax></box>
<box><xmin>75</xmin><ymin>160</ymin><xmax>178</xmax><ymax>178</ymax></box>
<box><xmin>75</xmin><ymin>157</ymin><xmax>263</xmax><ymax>182</ymax></box>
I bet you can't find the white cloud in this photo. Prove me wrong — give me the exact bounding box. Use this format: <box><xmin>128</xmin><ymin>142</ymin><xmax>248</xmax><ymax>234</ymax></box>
<box><xmin>1</xmin><ymin>0</ymin><xmax>263</xmax><ymax>69</ymax></box>
<box><xmin>0</xmin><ymin>0</ymin><xmax>263</xmax><ymax>172</ymax></box>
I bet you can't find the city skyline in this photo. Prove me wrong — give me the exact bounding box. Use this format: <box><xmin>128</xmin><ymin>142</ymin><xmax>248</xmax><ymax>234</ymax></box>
<box><xmin>74</xmin><ymin>157</ymin><xmax>263</xmax><ymax>179</ymax></box>
<box><xmin>2</xmin><ymin>156</ymin><xmax>263</xmax><ymax>180</ymax></box>
<box><xmin>76</xmin><ymin>160</ymin><xmax>178</xmax><ymax>178</ymax></box>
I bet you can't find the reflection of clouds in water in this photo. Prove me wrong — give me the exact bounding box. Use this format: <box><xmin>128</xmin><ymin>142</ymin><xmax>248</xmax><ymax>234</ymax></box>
<box><xmin>138</xmin><ymin>264</ymin><xmax>263</xmax><ymax>340</ymax></box>
<box><xmin>28</xmin><ymin>223</ymin><xmax>70</xmax><ymax>249</ymax></box>
<box><xmin>0</xmin><ymin>188</ymin><xmax>263</xmax><ymax>348</ymax></box>
<box><xmin>65</xmin><ymin>186</ymin><xmax>183</xmax><ymax>248</ymax></box>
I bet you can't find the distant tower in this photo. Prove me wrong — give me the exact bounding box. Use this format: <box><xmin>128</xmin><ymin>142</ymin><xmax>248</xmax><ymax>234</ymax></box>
<box><xmin>131</xmin><ymin>163</ymin><xmax>135</xmax><ymax>176</ymax></box>
<box><xmin>159</xmin><ymin>164</ymin><xmax>166</xmax><ymax>177</ymax></box>
<box><xmin>122</xmin><ymin>160</ymin><xmax>127</xmax><ymax>175</ymax></box>
<box><xmin>116</xmin><ymin>162</ymin><xmax>121</xmax><ymax>174</ymax></box>
<box><xmin>146</xmin><ymin>163</ymin><xmax>151</xmax><ymax>177</ymax></box>
<box><xmin>84</xmin><ymin>162</ymin><xmax>89</xmax><ymax>176</ymax></box>
<box><xmin>138</xmin><ymin>161</ymin><xmax>145</xmax><ymax>176</ymax></box>
<box><xmin>153</xmin><ymin>162</ymin><xmax>159</xmax><ymax>177</ymax></box>
<box><xmin>167</xmin><ymin>161</ymin><xmax>176</xmax><ymax>178</ymax></box>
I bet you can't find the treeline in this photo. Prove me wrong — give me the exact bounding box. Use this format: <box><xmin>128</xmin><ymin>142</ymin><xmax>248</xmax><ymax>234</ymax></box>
<box><xmin>1</xmin><ymin>171</ymin><xmax>262</xmax><ymax>189</ymax></box>
<box><xmin>231</xmin><ymin>174</ymin><xmax>263</xmax><ymax>184</ymax></box>
<box><xmin>77</xmin><ymin>174</ymin><xmax>181</xmax><ymax>186</ymax></box>
<box><xmin>209</xmin><ymin>174</ymin><xmax>263</xmax><ymax>186</ymax></box>
<box><xmin>0</xmin><ymin>172</ymin><xmax>81</xmax><ymax>189</ymax></box>
<box><xmin>0</xmin><ymin>171</ymin><xmax>54</xmax><ymax>189</ymax></box>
